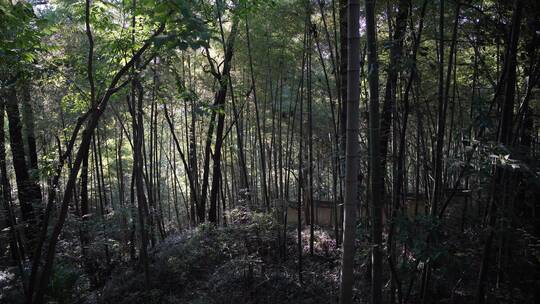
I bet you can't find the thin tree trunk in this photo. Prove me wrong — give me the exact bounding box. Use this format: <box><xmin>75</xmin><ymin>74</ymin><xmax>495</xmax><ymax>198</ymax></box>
<box><xmin>306</xmin><ymin>4</ymin><xmax>315</xmax><ymax>256</ymax></box>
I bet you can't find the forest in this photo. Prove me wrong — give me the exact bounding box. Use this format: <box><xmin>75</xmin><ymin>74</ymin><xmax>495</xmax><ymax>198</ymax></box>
<box><xmin>0</xmin><ymin>0</ymin><xmax>539</xmax><ymax>303</ymax></box>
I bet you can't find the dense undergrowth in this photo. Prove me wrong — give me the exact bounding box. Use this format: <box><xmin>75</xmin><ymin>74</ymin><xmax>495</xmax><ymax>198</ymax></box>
<box><xmin>97</xmin><ymin>208</ymin><xmax>344</xmax><ymax>304</ymax></box>
<box><xmin>1</xmin><ymin>207</ymin><xmax>538</xmax><ymax>304</ymax></box>
<box><xmin>91</xmin><ymin>207</ymin><xmax>540</xmax><ymax>304</ymax></box>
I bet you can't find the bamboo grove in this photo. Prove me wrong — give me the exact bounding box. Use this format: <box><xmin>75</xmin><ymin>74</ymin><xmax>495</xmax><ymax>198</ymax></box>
<box><xmin>0</xmin><ymin>0</ymin><xmax>539</xmax><ymax>303</ymax></box>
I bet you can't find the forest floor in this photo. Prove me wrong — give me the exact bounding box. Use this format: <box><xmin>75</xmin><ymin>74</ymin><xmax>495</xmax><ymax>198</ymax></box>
<box><xmin>1</xmin><ymin>207</ymin><xmax>537</xmax><ymax>304</ymax></box>
<box><xmin>92</xmin><ymin>208</ymin><xmax>538</xmax><ymax>304</ymax></box>
<box><xmin>96</xmin><ymin>208</ymin><xmax>350</xmax><ymax>304</ymax></box>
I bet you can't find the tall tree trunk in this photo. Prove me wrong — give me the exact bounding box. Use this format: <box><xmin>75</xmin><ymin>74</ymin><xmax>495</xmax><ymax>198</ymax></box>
<box><xmin>20</xmin><ymin>82</ymin><xmax>39</xmax><ymax>175</ymax></box>
<box><xmin>365</xmin><ymin>0</ymin><xmax>383</xmax><ymax>303</ymax></box>
<box><xmin>245</xmin><ymin>17</ymin><xmax>269</xmax><ymax>210</ymax></box>
<box><xmin>296</xmin><ymin>22</ymin><xmax>308</xmax><ymax>284</ymax></box>
<box><xmin>338</xmin><ymin>0</ymin><xmax>348</xmax><ymax>238</ymax></box>
<box><xmin>208</xmin><ymin>16</ymin><xmax>239</xmax><ymax>223</ymax></box>
<box><xmin>306</xmin><ymin>3</ymin><xmax>315</xmax><ymax>256</ymax></box>
<box><xmin>132</xmin><ymin>78</ymin><xmax>150</xmax><ymax>285</ymax></box>
<box><xmin>338</xmin><ymin>0</ymin><xmax>361</xmax><ymax>302</ymax></box>
<box><xmin>475</xmin><ymin>1</ymin><xmax>523</xmax><ymax>303</ymax></box>
<box><xmin>0</xmin><ymin>98</ymin><xmax>25</xmax><ymax>283</ymax></box>
<box><xmin>379</xmin><ymin>0</ymin><xmax>409</xmax><ymax>204</ymax></box>
<box><xmin>5</xmin><ymin>88</ymin><xmax>42</xmax><ymax>236</ymax></box>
